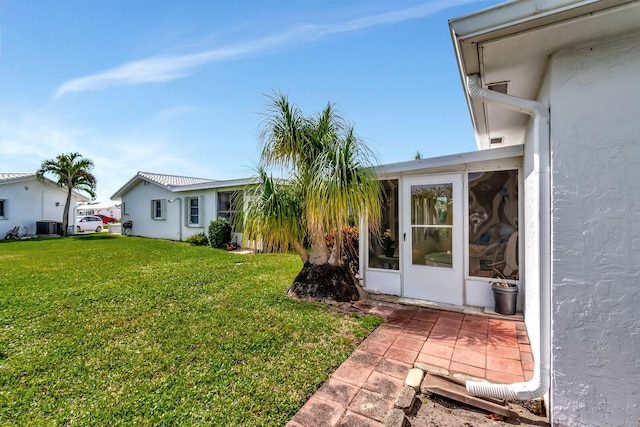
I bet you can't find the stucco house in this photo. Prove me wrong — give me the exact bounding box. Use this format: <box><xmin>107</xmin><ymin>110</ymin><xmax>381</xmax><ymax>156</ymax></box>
<box><xmin>77</xmin><ymin>202</ymin><xmax>121</xmax><ymax>221</ymax></box>
<box><xmin>110</xmin><ymin>172</ymin><xmax>253</xmax><ymax>243</ymax></box>
<box><xmin>0</xmin><ymin>173</ymin><xmax>91</xmax><ymax>238</ymax></box>
<box><xmin>449</xmin><ymin>1</ymin><xmax>637</xmax><ymax>425</ymax></box>
<box><xmin>450</xmin><ymin>1</ymin><xmax>640</xmax><ymax>424</ymax></box>
<box><xmin>360</xmin><ymin>0</ymin><xmax>639</xmax><ymax>424</ymax></box>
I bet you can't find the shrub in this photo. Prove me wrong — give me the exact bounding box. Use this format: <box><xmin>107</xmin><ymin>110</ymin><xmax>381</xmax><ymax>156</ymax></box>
<box><xmin>208</xmin><ymin>218</ymin><xmax>232</xmax><ymax>249</ymax></box>
<box><xmin>185</xmin><ymin>232</ymin><xmax>208</xmax><ymax>246</ymax></box>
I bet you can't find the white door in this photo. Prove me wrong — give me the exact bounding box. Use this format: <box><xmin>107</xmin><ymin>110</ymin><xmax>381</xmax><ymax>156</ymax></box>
<box><xmin>402</xmin><ymin>174</ymin><xmax>463</xmax><ymax>305</ymax></box>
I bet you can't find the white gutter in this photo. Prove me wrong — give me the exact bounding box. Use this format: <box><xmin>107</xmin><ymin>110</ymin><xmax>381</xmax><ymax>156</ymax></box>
<box><xmin>465</xmin><ymin>75</ymin><xmax>551</xmax><ymax>401</ymax></box>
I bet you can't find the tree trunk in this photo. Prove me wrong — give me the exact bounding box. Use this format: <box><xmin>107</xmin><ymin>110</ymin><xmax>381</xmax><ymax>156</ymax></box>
<box><xmin>62</xmin><ymin>185</ymin><xmax>72</xmax><ymax>237</ymax></box>
<box><xmin>307</xmin><ymin>225</ymin><xmax>329</xmax><ymax>265</ymax></box>
<box><xmin>286</xmin><ymin>262</ymin><xmax>360</xmax><ymax>303</ymax></box>
<box><xmin>328</xmin><ymin>226</ymin><xmax>343</xmax><ymax>266</ymax></box>
<box><xmin>291</xmin><ymin>239</ymin><xmax>309</xmax><ymax>264</ymax></box>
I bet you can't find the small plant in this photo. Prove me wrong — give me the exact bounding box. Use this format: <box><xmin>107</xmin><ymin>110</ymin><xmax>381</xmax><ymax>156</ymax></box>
<box><xmin>382</xmin><ymin>228</ymin><xmax>395</xmax><ymax>256</ymax></box>
<box><xmin>208</xmin><ymin>218</ymin><xmax>232</xmax><ymax>249</ymax></box>
<box><xmin>489</xmin><ymin>269</ymin><xmax>515</xmax><ymax>287</ymax></box>
<box><xmin>185</xmin><ymin>232</ymin><xmax>208</xmax><ymax>246</ymax></box>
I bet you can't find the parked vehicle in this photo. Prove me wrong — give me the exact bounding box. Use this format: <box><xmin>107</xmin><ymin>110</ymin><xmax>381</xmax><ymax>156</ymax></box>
<box><xmin>76</xmin><ymin>216</ymin><xmax>104</xmax><ymax>233</ymax></box>
<box><xmin>96</xmin><ymin>214</ymin><xmax>117</xmax><ymax>224</ymax></box>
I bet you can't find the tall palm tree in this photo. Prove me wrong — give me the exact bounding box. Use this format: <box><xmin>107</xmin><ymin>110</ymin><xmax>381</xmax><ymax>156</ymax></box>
<box><xmin>243</xmin><ymin>93</ymin><xmax>382</xmax><ymax>302</ymax></box>
<box><xmin>36</xmin><ymin>152</ymin><xmax>97</xmax><ymax>236</ymax></box>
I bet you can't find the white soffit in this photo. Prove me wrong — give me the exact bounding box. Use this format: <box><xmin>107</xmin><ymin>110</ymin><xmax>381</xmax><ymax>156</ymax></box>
<box><xmin>450</xmin><ymin>0</ymin><xmax>640</xmax><ymax>149</ymax></box>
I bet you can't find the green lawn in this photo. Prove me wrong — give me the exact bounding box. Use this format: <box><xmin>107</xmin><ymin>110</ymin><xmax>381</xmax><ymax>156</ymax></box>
<box><xmin>0</xmin><ymin>235</ymin><xmax>381</xmax><ymax>426</ymax></box>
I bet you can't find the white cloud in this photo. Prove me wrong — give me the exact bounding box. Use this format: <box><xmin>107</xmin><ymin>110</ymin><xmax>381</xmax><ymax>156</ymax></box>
<box><xmin>53</xmin><ymin>1</ymin><xmax>471</xmax><ymax>98</ymax></box>
<box><xmin>0</xmin><ymin>111</ymin><xmax>210</xmax><ymax>201</ymax></box>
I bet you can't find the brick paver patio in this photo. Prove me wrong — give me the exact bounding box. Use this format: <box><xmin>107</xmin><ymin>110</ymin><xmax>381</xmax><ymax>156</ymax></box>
<box><xmin>287</xmin><ymin>300</ymin><xmax>533</xmax><ymax>427</ymax></box>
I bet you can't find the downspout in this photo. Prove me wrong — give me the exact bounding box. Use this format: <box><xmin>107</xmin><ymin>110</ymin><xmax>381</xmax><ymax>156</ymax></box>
<box><xmin>465</xmin><ymin>75</ymin><xmax>551</xmax><ymax>401</ymax></box>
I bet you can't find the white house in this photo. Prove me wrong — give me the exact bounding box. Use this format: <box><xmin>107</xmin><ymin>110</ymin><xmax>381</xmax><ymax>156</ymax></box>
<box><xmin>0</xmin><ymin>173</ymin><xmax>91</xmax><ymax>238</ymax></box>
<box><xmin>110</xmin><ymin>172</ymin><xmax>253</xmax><ymax>243</ymax></box>
<box><xmin>359</xmin><ymin>1</ymin><xmax>639</xmax><ymax>424</ymax></box>
<box><xmin>446</xmin><ymin>1</ymin><xmax>640</xmax><ymax>425</ymax></box>
<box><xmin>77</xmin><ymin>202</ymin><xmax>121</xmax><ymax>221</ymax></box>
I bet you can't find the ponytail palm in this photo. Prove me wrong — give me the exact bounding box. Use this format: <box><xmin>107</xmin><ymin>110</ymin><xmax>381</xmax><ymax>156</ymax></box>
<box><xmin>244</xmin><ymin>93</ymin><xmax>382</xmax><ymax>302</ymax></box>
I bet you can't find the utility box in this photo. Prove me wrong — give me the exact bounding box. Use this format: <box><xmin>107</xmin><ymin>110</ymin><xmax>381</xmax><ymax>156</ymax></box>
<box><xmin>36</xmin><ymin>221</ymin><xmax>62</xmax><ymax>235</ymax></box>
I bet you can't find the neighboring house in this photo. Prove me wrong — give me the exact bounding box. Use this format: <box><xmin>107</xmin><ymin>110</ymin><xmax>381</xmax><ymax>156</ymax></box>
<box><xmin>445</xmin><ymin>1</ymin><xmax>639</xmax><ymax>425</ymax></box>
<box><xmin>110</xmin><ymin>172</ymin><xmax>253</xmax><ymax>243</ymax></box>
<box><xmin>0</xmin><ymin>173</ymin><xmax>91</xmax><ymax>238</ymax></box>
<box><xmin>77</xmin><ymin>202</ymin><xmax>121</xmax><ymax>221</ymax></box>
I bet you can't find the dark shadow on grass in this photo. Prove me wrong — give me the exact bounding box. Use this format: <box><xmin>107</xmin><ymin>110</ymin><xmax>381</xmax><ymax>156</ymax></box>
<box><xmin>0</xmin><ymin>234</ymin><xmax>121</xmax><ymax>244</ymax></box>
<box><xmin>72</xmin><ymin>234</ymin><xmax>120</xmax><ymax>241</ymax></box>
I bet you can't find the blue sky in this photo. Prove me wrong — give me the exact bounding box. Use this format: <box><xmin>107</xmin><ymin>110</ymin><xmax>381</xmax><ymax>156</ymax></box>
<box><xmin>0</xmin><ymin>0</ymin><xmax>500</xmax><ymax>201</ymax></box>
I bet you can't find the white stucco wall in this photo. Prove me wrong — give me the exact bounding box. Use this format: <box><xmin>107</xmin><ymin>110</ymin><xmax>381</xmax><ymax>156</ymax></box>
<box><xmin>548</xmin><ymin>32</ymin><xmax>640</xmax><ymax>426</ymax></box>
<box><xmin>1</xmin><ymin>178</ymin><xmax>86</xmax><ymax>237</ymax></box>
<box><xmin>121</xmin><ymin>182</ymin><xmax>182</xmax><ymax>240</ymax></box>
<box><xmin>120</xmin><ymin>180</ymin><xmax>243</xmax><ymax>242</ymax></box>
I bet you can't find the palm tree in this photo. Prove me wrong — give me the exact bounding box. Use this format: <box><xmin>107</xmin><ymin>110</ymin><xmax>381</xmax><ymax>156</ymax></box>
<box><xmin>243</xmin><ymin>93</ymin><xmax>382</xmax><ymax>302</ymax></box>
<box><xmin>36</xmin><ymin>152</ymin><xmax>97</xmax><ymax>236</ymax></box>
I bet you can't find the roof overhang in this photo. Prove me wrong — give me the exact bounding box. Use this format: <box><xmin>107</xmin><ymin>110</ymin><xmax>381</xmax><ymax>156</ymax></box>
<box><xmin>375</xmin><ymin>144</ymin><xmax>523</xmax><ymax>176</ymax></box>
<box><xmin>110</xmin><ymin>173</ymin><xmax>257</xmax><ymax>200</ymax></box>
<box><xmin>0</xmin><ymin>172</ymin><xmax>91</xmax><ymax>202</ymax></box>
<box><xmin>449</xmin><ymin>0</ymin><xmax>640</xmax><ymax>150</ymax></box>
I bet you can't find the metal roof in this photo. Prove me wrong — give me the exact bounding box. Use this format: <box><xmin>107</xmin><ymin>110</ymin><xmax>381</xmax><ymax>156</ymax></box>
<box><xmin>0</xmin><ymin>172</ymin><xmax>91</xmax><ymax>201</ymax></box>
<box><xmin>0</xmin><ymin>172</ymin><xmax>36</xmax><ymax>183</ymax></box>
<box><xmin>110</xmin><ymin>171</ymin><xmax>256</xmax><ymax>200</ymax></box>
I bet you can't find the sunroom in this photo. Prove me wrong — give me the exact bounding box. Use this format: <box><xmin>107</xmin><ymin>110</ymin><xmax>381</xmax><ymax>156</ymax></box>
<box><xmin>360</xmin><ymin>145</ymin><xmax>523</xmax><ymax>313</ymax></box>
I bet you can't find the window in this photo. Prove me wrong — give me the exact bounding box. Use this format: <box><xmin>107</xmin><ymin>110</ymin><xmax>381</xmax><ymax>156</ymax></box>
<box><xmin>0</xmin><ymin>199</ymin><xmax>6</xmax><ymax>219</ymax></box>
<box><xmin>217</xmin><ymin>191</ymin><xmax>242</xmax><ymax>230</ymax></box>
<box><xmin>468</xmin><ymin>170</ymin><xmax>519</xmax><ymax>279</ymax></box>
<box><xmin>151</xmin><ymin>199</ymin><xmax>165</xmax><ymax>220</ymax></box>
<box><xmin>368</xmin><ymin>180</ymin><xmax>399</xmax><ymax>270</ymax></box>
<box><xmin>186</xmin><ymin>197</ymin><xmax>203</xmax><ymax>226</ymax></box>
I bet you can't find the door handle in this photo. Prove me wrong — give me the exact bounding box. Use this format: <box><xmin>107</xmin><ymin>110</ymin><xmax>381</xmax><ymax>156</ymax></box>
<box><xmin>403</xmin><ymin>232</ymin><xmax>406</xmax><ymax>242</ymax></box>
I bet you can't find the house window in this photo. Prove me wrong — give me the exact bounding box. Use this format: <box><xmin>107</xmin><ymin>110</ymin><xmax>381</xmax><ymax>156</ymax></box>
<box><xmin>217</xmin><ymin>191</ymin><xmax>242</xmax><ymax>230</ymax></box>
<box><xmin>0</xmin><ymin>199</ymin><xmax>6</xmax><ymax>219</ymax></box>
<box><xmin>187</xmin><ymin>197</ymin><xmax>200</xmax><ymax>226</ymax></box>
<box><xmin>151</xmin><ymin>199</ymin><xmax>165</xmax><ymax>220</ymax></box>
<box><xmin>468</xmin><ymin>170</ymin><xmax>519</xmax><ymax>280</ymax></box>
<box><xmin>368</xmin><ymin>180</ymin><xmax>399</xmax><ymax>270</ymax></box>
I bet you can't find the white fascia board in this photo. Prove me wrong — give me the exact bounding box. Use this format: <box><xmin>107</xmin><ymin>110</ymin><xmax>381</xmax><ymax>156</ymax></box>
<box><xmin>374</xmin><ymin>145</ymin><xmax>523</xmax><ymax>176</ymax></box>
<box><xmin>174</xmin><ymin>177</ymin><xmax>258</xmax><ymax>192</ymax></box>
<box><xmin>449</xmin><ymin>0</ymin><xmax>625</xmax><ymax>42</ymax></box>
<box><xmin>449</xmin><ymin>0</ymin><xmax>634</xmax><ymax>150</ymax></box>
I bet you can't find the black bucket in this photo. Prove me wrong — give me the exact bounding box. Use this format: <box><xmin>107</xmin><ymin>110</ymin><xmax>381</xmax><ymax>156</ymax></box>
<box><xmin>492</xmin><ymin>284</ymin><xmax>518</xmax><ymax>315</ymax></box>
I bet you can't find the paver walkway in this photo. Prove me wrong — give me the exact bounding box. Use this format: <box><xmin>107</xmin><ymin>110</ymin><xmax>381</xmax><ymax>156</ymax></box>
<box><xmin>287</xmin><ymin>300</ymin><xmax>533</xmax><ymax>427</ymax></box>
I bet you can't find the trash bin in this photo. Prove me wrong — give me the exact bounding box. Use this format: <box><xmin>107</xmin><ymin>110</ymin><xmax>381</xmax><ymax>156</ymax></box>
<box><xmin>492</xmin><ymin>284</ymin><xmax>518</xmax><ymax>315</ymax></box>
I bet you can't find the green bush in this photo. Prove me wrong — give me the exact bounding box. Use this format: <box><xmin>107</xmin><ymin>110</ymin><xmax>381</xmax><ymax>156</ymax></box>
<box><xmin>185</xmin><ymin>232</ymin><xmax>208</xmax><ymax>246</ymax></box>
<box><xmin>208</xmin><ymin>218</ymin><xmax>232</xmax><ymax>249</ymax></box>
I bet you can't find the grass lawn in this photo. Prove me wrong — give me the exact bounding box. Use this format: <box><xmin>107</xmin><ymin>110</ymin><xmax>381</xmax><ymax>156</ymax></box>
<box><xmin>0</xmin><ymin>235</ymin><xmax>382</xmax><ymax>426</ymax></box>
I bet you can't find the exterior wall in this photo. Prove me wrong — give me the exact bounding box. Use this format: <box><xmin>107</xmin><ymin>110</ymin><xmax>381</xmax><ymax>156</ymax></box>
<box><xmin>548</xmin><ymin>33</ymin><xmax>640</xmax><ymax>426</ymax></box>
<box><xmin>121</xmin><ymin>182</ymin><xmax>180</xmax><ymax>240</ymax></box>
<box><xmin>120</xmin><ymin>180</ymin><xmax>243</xmax><ymax>242</ymax></box>
<box><xmin>0</xmin><ymin>178</ymin><xmax>86</xmax><ymax>237</ymax></box>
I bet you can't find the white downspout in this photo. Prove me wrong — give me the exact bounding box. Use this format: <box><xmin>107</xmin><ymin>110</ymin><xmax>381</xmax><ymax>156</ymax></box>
<box><xmin>465</xmin><ymin>75</ymin><xmax>551</xmax><ymax>401</ymax></box>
